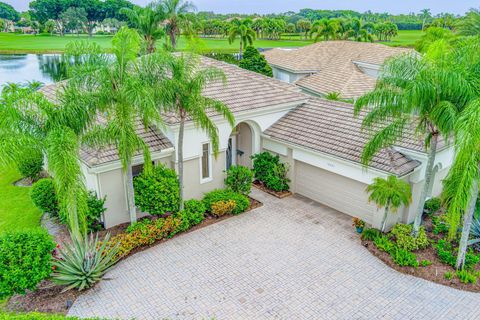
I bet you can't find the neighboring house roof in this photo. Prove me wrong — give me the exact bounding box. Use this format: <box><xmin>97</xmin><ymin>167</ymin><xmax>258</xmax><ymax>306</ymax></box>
<box><xmin>263</xmin><ymin>41</ymin><xmax>413</xmax><ymax>99</ymax></box>
<box><xmin>162</xmin><ymin>55</ymin><xmax>308</xmax><ymax>124</ymax></box>
<box><xmin>264</xmin><ymin>98</ymin><xmax>421</xmax><ymax>176</ymax></box>
<box><xmin>38</xmin><ymin>83</ymin><xmax>173</xmax><ymax>167</ymax></box>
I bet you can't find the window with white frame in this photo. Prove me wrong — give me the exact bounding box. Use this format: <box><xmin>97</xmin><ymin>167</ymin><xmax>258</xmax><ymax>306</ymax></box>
<box><xmin>201</xmin><ymin>143</ymin><xmax>211</xmax><ymax>180</ymax></box>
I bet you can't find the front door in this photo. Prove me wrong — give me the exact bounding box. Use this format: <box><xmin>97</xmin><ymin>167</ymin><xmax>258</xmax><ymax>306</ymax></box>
<box><xmin>226</xmin><ymin>137</ymin><xmax>233</xmax><ymax>170</ymax></box>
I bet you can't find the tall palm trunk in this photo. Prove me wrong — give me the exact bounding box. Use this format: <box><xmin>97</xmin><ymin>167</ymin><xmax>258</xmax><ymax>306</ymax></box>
<box><xmin>146</xmin><ymin>35</ymin><xmax>155</xmax><ymax>53</ymax></box>
<box><xmin>170</xmin><ymin>27</ymin><xmax>177</xmax><ymax>49</ymax></box>
<box><xmin>413</xmin><ymin>133</ymin><xmax>438</xmax><ymax>235</ymax></box>
<box><xmin>239</xmin><ymin>39</ymin><xmax>243</xmax><ymax>60</ymax></box>
<box><xmin>456</xmin><ymin>172</ymin><xmax>479</xmax><ymax>269</ymax></box>
<box><xmin>178</xmin><ymin>109</ymin><xmax>185</xmax><ymax>211</ymax></box>
<box><xmin>381</xmin><ymin>204</ymin><xmax>390</xmax><ymax>232</ymax></box>
<box><xmin>124</xmin><ymin>162</ymin><xmax>137</xmax><ymax>224</ymax></box>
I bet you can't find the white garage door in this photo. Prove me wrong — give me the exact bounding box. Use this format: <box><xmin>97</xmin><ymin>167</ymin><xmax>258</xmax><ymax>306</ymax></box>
<box><xmin>295</xmin><ymin>161</ymin><xmax>375</xmax><ymax>223</ymax></box>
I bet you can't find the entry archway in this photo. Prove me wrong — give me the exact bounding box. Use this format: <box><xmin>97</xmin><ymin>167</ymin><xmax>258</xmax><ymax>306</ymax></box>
<box><xmin>226</xmin><ymin>121</ymin><xmax>258</xmax><ymax>170</ymax></box>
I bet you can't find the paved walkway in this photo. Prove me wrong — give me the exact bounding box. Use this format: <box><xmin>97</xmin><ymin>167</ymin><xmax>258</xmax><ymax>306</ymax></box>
<box><xmin>69</xmin><ymin>189</ymin><xmax>480</xmax><ymax>319</ymax></box>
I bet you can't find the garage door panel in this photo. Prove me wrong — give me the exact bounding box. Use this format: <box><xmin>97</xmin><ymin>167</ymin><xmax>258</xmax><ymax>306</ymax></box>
<box><xmin>295</xmin><ymin>161</ymin><xmax>375</xmax><ymax>223</ymax></box>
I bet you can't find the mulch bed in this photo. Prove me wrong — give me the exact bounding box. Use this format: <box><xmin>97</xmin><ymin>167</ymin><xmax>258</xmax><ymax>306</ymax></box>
<box><xmin>5</xmin><ymin>196</ymin><xmax>263</xmax><ymax>315</ymax></box>
<box><xmin>361</xmin><ymin>216</ymin><xmax>480</xmax><ymax>293</ymax></box>
<box><xmin>253</xmin><ymin>180</ymin><xmax>292</xmax><ymax>198</ymax></box>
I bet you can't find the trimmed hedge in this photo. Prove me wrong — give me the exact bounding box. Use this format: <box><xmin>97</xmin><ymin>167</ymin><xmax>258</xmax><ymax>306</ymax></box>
<box><xmin>251</xmin><ymin>152</ymin><xmax>290</xmax><ymax>192</ymax></box>
<box><xmin>133</xmin><ymin>165</ymin><xmax>180</xmax><ymax>216</ymax></box>
<box><xmin>0</xmin><ymin>231</ymin><xmax>55</xmax><ymax>299</ymax></box>
<box><xmin>203</xmin><ymin>189</ymin><xmax>249</xmax><ymax>215</ymax></box>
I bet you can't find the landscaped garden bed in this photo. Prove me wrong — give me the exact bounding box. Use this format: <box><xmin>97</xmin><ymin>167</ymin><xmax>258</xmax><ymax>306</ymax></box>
<box><xmin>3</xmin><ymin>164</ymin><xmax>262</xmax><ymax>315</ymax></box>
<box><xmin>251</xmin><ymin>152</ymin><xmax>291</xmax><ymax>198</ymax></box>
<box><xmin>252</xmin><ymin>180</ymin><xmax>292</xmax><ymax>198</ymax></box>
<box><xmin>358</xmin><ymin>198</ymin><xmax>480</xmax><ymax>292</ymax></box>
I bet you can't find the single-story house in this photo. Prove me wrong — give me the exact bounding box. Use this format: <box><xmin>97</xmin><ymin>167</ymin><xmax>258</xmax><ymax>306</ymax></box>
<box><xmin>39</xmin><ymin>53</ymin><xmax>453</xmax><ymax>230</ymax></box>
<box><xmin>263</xmin><ymin>40</ymin><xmax>413</xmax><ymax>99</ymax></box>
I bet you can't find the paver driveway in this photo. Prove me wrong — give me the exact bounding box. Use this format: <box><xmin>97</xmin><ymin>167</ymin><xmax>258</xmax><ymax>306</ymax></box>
<box><xmin>69</xmin><ymin>189</ymin><xmax>480</xmax><ymax>319</ymax></box>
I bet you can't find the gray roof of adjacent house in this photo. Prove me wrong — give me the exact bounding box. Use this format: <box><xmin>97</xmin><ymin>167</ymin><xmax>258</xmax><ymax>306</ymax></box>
<box><xmin>264</xmin><ymin>98</ymin><xmax>421</xmax><ymax>176</ymax></box>
<box><xmin>38</xmin><ymin>83</ymin><xmax>173</xmax><ymax>167</ymax></box>
<box><xmin>263</xmin><ymin>41</ymin><xmax>413</xmax><ymax>99</ymax></box>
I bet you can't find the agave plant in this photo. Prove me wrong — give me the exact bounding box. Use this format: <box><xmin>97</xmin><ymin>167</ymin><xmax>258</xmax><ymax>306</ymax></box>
<box><xmin>470</xmin><ymin>215</ymin><xmax>480</xmax><ymax>246</ymax></box>
<box><xmin>52</xmin><ymin>233</ymin><xmax>120</xmax><ymax>291</ymax></box>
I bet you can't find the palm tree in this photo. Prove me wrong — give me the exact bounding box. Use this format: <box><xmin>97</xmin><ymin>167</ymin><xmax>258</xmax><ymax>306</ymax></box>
<box><xmin>346</xmin><ymin>18</ymin><xmax>374</xmax><ymax>42</ymax></box>
<box><xmin>0</xmin><ymin>83</ymin><xmax>94</xmax><ymax>237</ymax></box>
<box><xmin>296</xmin><ymin>19</ymin><xmax>312</xmax><ymax>40</ymax></box>
<box><xmin>310</xmin><ymin>19</ymin><xmax>340</xmax><ymax>42</ymax></box>
<box><xmin>120</xmin><ymin>4</ymin><xmax>166</xmax><ymax>53</ymax></box>
<box><xmin>354</xmin><ymin>52</ymin><xmax>473</xmax><ymax>236</ymax></box>
<box><xmin>228</xmin><ymin>19</ymin><xmax>255</xmax><ymax>59</ymax></box>
<box><xmin>457</xmin><ymin>8</ymin><xmax>480</xmax><ymax>36</ymax></box>
<box><xmin>66</xmin><ymin>28</ymin><xmax>163</xmax><ymax>224</ymax></box>
<box><xmin>367</xmin><ymin>175</ymin><xmax>412</xmax><ymax>232</ymax></box>
<box><xmin>160</xmin><ymin>0</ymin><xmax>196</xmax><ymax>49</ymax></box>
<box><xmin>156</xmin><ymin>53</ymin><xmax>235</xmax><ymax>210</ymax></box>
<box><xmin>420</xmin><ymin>9</ymin><xmax>432</xmax><ymax>31</ymax></box>
<box><xmin>442</xmin><ymin>100</ymin><xmax>480</xmax><ymax>269</ymax></box>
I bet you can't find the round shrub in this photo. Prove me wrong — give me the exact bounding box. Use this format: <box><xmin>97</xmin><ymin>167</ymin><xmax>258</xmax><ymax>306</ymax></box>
<box><xmin>0</xmin><ymin>230</ymin><xmax>55</xmax><ymax>299</ymax></box>
<box><xmin>184</xmin><ymin>199</ymin><xmax>206</xmax><ymax>226</ymax></box>
<box><xmin>225</xmin><ymin>165</ymin><xmax>253</xmax><ymax>195</ymax></box>
<box><xmin>211</xmin><ymin>200</ymin><xmax>236</xmax><ymax>217</ymax></box>
<box><xmin>391</xmin><ymin>223</ymin><xmax>429</xmax><ymax>251</ymax></box>
<box><xmin>31</xmin><ymin>178</ymin><xmax>59</xmax><ymax>218</ymax></box>
<box><xmin>203</xmin><ymin>189</ymin><xmax>249</xmax><ymax>215</ymax></box>
<box><xmin>424</xmin><ymin>197</ymin><xmax>441</xmax><ymax>215</ymax></box>
<box><xmin>17</xmin><ymin>149</ymin><xmax>43</xmax><ymax>181</ymax></box>
<box><xmin>133</xmin><ymin>165</ymin><xmax>180</xmax><ymax>215</ymax></box>
<box><xmin>251</xmin><ymin>152</ymin><xmax>290</xmax><ymax>192</ymax></box>
<box><xmin>86</xmin><ymin>191</ymin><xmax>106</xmax><ymax>232</ymax></box>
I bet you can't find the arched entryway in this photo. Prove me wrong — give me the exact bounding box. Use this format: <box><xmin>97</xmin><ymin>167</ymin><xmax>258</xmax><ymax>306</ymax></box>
<box><xmin>226</xmin><ymin>121</ymin><xmax>258</xmax><ymax>170</ymax></box>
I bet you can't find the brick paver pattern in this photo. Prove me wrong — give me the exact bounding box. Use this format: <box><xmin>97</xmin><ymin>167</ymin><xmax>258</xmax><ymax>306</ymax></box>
<box><xmin>69</xmin><ymin>189</ymin><xmax>480</xmax><ymax>319</ymax></box>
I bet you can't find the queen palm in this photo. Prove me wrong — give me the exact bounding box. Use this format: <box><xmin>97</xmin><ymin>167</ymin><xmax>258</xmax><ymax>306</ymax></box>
<box><xmin>0</xmin><ymin>83</ymin><xmax>94</xmax><ymax>237</ymax></box>
<box><xmin>120</xmin><ymin>4</ymin><xmax>166</xmax><ymax>53</ymax></box>
<box><xmin>228</xmin><ymin>19</ymin><xmax>255</xmax><ymax>59</ymax></box>
<box><xmin>66</xmin><ymin>28</ymin><xmax>163</xmax><ymax>224</ymax></box>
<box><xmin>354</xmin><ymin>52</ymin><xmax>473</xmax><ymax>236</ymax></box>
<box><xmin>157</xmin><ymin>53</ymin><xmax>234</xmax><ymax>210</ymax></box>
<box><xmin>456</xmin><ymin>8</ymin><xmax>480</xmax><ymax>36</ymax></box>
<box><xmin>311</xmin><ymin>19</ymin><xmax>340</xmax><ymax>42</ymax></box>
<box><xmin>367</xmin><ymin>175</ymin><xmax>412</xmax><ymax>232</ymax></box>
<box><xmin>161</xmin><ymin>0</ymin><xmax>196</xmax><ymax>49</ymax></box>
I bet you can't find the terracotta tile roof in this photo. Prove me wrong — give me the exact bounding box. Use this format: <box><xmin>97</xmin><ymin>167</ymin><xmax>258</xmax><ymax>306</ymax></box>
<box><xmin>263</xmin><ymin>40</ymin><xmax>413</xmax><ymax>73</ymax></box>
<box><xmin>263</xmin><ymin>41</ymin><xmax>413</xmax><ymax>99</ymax></box>
<box><xmin>162</xmin><ymin>55</ymin><xmax>308</xmax><ymax>124</ymax></box>
<box><xmin>38</xmin><ymin>83</ymin><xmax>173</xmax><ymax>167</ymax></box>
<box><xmin>297</xmin><ymin>61</ymin><xmax>377</xmax><ymax>99</ymax></box>
<box><xmin>264</xmin><ymin>98</ymin><xmax>422</xmax><ymax>176</ymax></box>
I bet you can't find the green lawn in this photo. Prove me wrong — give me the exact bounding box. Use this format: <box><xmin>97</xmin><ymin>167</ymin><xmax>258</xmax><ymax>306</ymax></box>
<box><xmin>379</xmin><ymin>30</ymin><xmax>423</xmax><ymax>47</ymax></box>
<box><xmin>0</xmin><ymin>166</ymin><xmax>42</xmax><ymax>233</ymax></box>
<box><xmin>0</xmin><ymin>30</ymin><xmax>422</xmax><ymax>54</ymax></box>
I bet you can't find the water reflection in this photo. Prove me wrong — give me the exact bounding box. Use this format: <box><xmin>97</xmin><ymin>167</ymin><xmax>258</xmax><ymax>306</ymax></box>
<box><xmin>0</xmin><ymin>54</ymin><xmax>67</xmax><ymax>87</ymax></box>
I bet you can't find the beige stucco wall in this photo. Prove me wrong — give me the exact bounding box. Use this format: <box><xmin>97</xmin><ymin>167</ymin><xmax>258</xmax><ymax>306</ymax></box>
<box><xmin>98</xmin><ymin>168</ymin><xmax>129</xmax><ymax>229</ymax></box>
<box><xmin>182</xmin><ymin>152</ymin><xmax>227</xmax><ymax>200</ymax></box>
<box><xmin>236</xmin><ymin>123</ymin><xmax>253</xmax><ymax>168</ymax></box>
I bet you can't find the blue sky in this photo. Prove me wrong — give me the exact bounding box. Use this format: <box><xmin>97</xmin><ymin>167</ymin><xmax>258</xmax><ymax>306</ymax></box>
<box><xmin>6</xmin><ymin>0</ymin><xmax>478</xmax><ymax>15</ymax></box>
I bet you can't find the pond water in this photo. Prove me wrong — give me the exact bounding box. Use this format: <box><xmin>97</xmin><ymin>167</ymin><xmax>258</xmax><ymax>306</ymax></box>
<box><xmin>0</xmin><ymin>54</ymin><xmax>67</xmax><ymax>88</ymax></box>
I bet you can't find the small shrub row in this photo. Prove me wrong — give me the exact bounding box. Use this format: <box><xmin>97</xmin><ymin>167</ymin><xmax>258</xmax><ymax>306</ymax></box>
<box><xmin>202</xmin><ymin>189</ymin><xmax>249</xmax><ymax>215</ymax></box>
<box><xmin>436</xmin><ymin>239</ymin><xmax>480</xmax><ymax>270</ymax></box>
<box><xmin>431</xmin><ymin>215</ymin><xmax>449</xmax><ymax>235</ymax></box>
<box><xmin>390</xmin><ymin>224</ymin><xmax>429</xmax><ymax>251</ymax></box>
<box><xmin>251</xmin><ymin>152</ymin><xmax>290</xmax><ymax>192</ymax></box>
<box><xmin>372</xmin><ymin>234</ymin><xmax>419</xmax><ymax>268</ymax></box>
<box><xmin>110</xmin><ymin>199</ymin><xmax>206</xmax><ymax>258</ymax></box>
<box><xmin>0</xmin><ymin>312</ymin><xmax>95</xmax><ymax>319</ymax></box>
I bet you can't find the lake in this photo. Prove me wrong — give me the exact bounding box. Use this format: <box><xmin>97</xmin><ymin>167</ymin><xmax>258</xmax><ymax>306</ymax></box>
<box><xmin>0</xmin><ymin>54</ymin><xmax>67</xmax><ymax>88</ymax></box>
